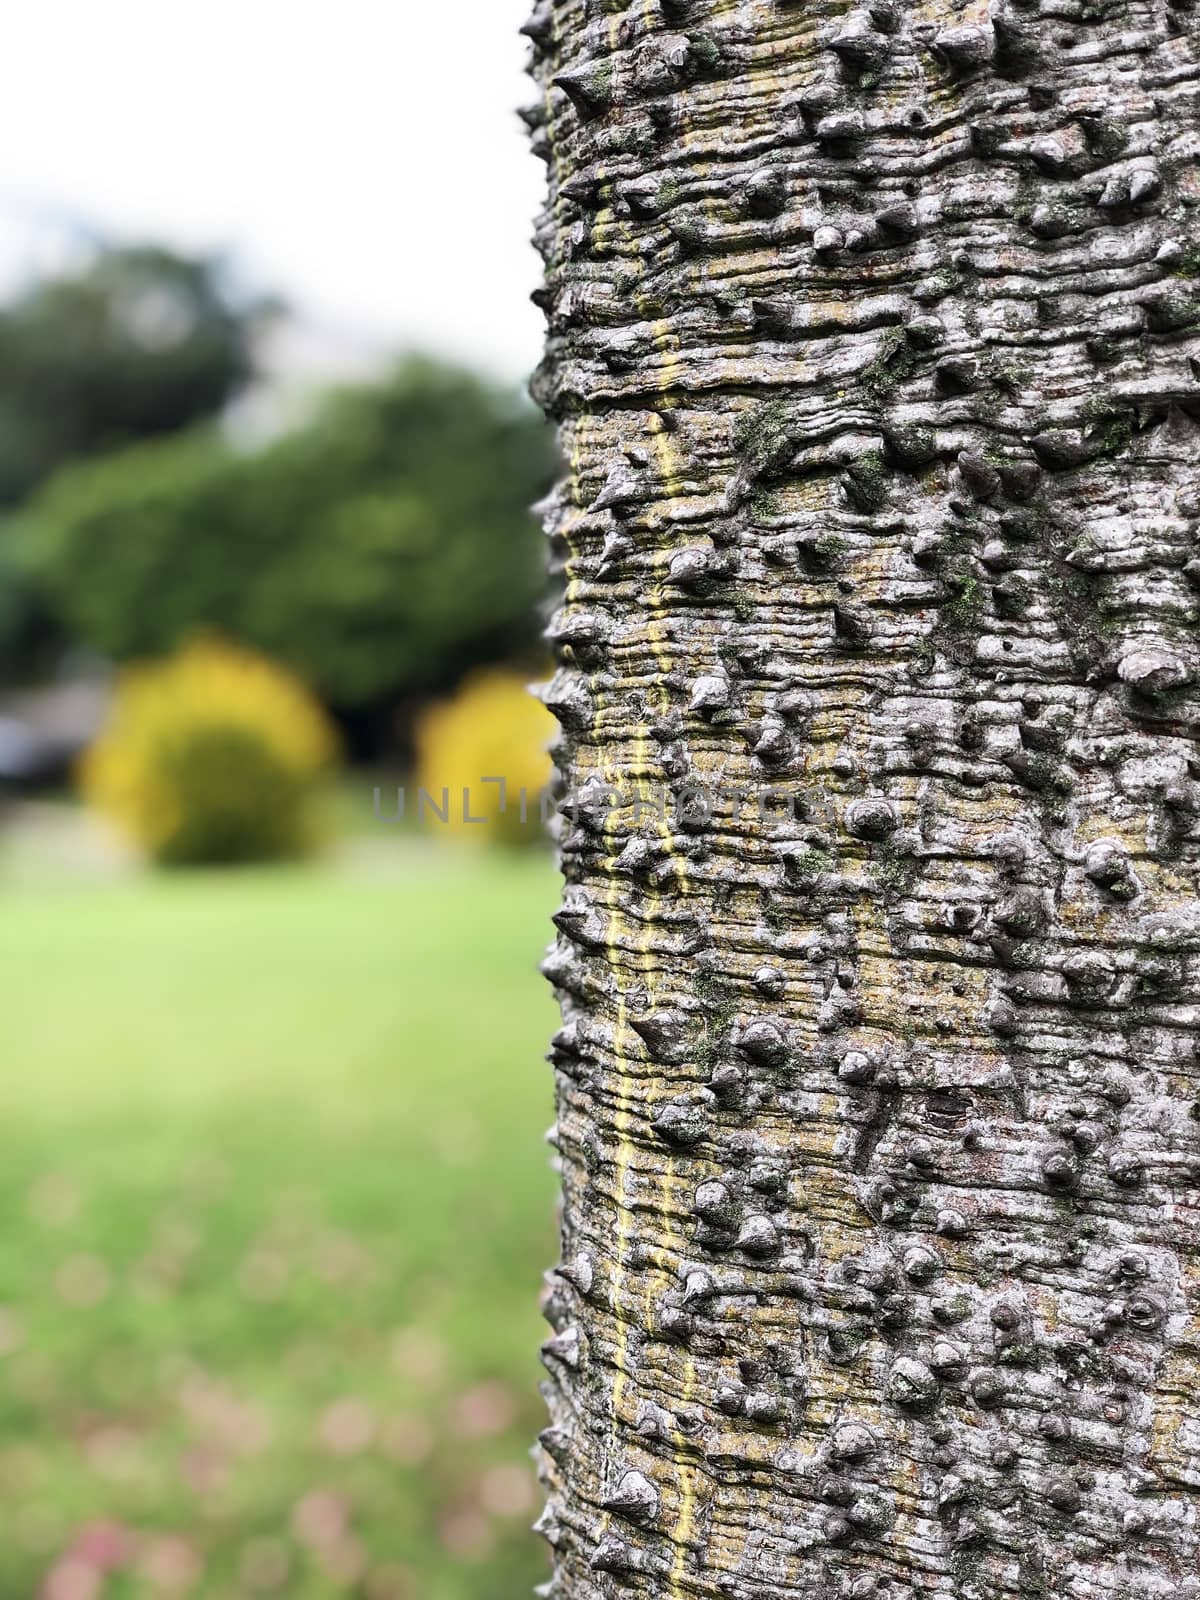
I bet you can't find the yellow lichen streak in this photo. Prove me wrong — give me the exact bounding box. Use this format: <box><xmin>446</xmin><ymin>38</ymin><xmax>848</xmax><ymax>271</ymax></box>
<box><xmin>668</xmin><ymin>1355</ymin><xmax>700</xmax><ymax>1592</ymax></box>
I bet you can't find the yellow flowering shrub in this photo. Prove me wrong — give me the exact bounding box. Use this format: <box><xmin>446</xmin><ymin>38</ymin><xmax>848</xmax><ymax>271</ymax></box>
<box><xmin>414</xmin><ymin>669</ymin><xmax>554</xmax><ymax>846</ymax></box>
<box><xmin>82</xmin><ymin>638</ymin><xmax>340</xmax><ymax>865</ymax></box>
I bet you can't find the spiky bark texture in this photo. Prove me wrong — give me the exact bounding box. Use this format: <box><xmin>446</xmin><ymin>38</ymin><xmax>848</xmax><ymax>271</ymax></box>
<box><xmin>526</xmin><ymin>2</ymin><xmax>1200</xmax><ymax>1597</ymax></box>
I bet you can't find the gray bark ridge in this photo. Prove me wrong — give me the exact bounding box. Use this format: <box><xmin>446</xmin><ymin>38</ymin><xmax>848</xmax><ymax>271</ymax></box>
<box><xmin>527</xmin><ymin>0</ymin><xmax>1200</xmax><ymax>1596</ymax></box>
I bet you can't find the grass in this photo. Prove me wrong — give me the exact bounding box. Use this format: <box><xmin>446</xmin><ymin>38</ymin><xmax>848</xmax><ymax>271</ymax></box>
<box><xmin>0</xmin><ymin>833</ymin><xmax>560</xmax><ymax>1599</ymax></box>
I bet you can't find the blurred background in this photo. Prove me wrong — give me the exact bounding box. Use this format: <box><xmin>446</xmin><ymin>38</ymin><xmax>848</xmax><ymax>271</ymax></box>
<box><xmin>0</xmin><ymin>4</ymin><xmax>561</xmax><ymax>1596</ymax></box>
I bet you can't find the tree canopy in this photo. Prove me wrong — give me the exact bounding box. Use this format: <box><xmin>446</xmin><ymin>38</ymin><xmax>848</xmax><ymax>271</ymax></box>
<box><xmin>0</xmin><ymin>245</ymin><xmax>264</xmax><ymax>508</ymax></box>
<box><xmin>24</xmin><ymin>357</ymin><xmax>556</xmax><ymax>722</ymax></box>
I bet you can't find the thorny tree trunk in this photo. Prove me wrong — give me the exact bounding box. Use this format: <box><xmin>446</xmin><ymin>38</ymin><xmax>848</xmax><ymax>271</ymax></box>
<box><xmin>524</xmin><ymin>0</ymin><xmax>1200</xmax><ymax>1596</ymax></box>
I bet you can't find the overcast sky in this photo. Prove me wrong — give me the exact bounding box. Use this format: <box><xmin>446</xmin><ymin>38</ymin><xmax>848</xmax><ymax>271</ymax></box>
<box><xmin>0</xmin><ymin>0</ymin><xmax>544</xmax><ymax>383</ymax></box>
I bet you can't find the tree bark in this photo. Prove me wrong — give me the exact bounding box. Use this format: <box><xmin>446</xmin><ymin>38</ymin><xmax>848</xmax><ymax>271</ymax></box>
<box><xmin>525</xmin><ymin>2</ymin><xmax>1200</xmax><ymax>1597</ymax></box>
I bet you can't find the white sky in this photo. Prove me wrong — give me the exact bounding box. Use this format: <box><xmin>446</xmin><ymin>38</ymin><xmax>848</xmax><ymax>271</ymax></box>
<box><xmin>0</xmin><ymin>0</ymin><xmax>545</xmax><ymax>383</ymax></box>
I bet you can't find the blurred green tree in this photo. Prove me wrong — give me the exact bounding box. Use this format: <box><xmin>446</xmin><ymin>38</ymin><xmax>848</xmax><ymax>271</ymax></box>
<box><xmin>0</xmin><ymin>245</ymin><xmax>263</xmax><ymax>506</ymax></box>
<box><xmin>24</xmin><ymin>358</ymin><xmax>556</xmax><ymax>749</ymax></box>
<box><xmin>0</xmin><ymin>245</ymin><xmax>267</xmax><ymax>671</ymax></box>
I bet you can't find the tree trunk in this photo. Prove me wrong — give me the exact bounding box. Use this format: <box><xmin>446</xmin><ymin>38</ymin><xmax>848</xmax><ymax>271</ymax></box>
<box><xmin>525</xmin><ymin>2</ymin><xmax>1200</xmax><ymax>1596</ymax></box>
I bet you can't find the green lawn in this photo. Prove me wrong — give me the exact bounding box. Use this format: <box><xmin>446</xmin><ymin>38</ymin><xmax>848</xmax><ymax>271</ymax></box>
<box><xmin>0</xmin><ymin>841</ymin><xmax>559</xmax><ymax>1599</ymax></box>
